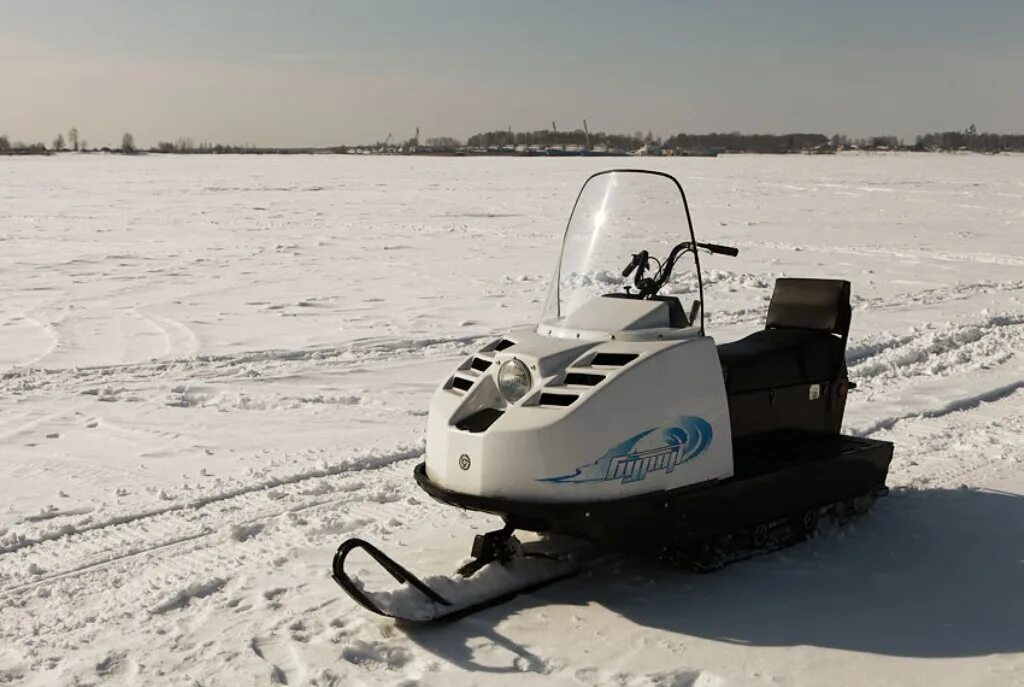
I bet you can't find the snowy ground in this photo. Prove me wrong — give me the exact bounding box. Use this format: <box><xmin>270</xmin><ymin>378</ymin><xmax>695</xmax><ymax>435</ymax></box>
<box><xmin>1</xmin><ymin>153</ymin><xmax>1022</xmax><ymax>686</ymax></box>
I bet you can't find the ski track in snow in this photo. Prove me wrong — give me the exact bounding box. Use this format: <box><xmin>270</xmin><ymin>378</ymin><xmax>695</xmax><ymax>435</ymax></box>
<box><xmin>0</xmin><ymin>445</ymin><xmax>424</xmax><ymax>561</ymax></box>
<box><xmin>1</xmin><ymin>154</ymin><xmax>1023</xmax><ymax>687</ymax></box>
<box><xmin>0</xmin><ymin>454</ymin><xmax>433</xmax><ymax>612</ymax></box>
<box><xmin>0</xmin><ymin>333</ymin><xmax>486</xmax><ymax>398</ymax></box>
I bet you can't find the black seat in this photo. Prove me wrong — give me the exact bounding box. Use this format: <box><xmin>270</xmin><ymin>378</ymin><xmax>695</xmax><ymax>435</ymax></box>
<box><xmin>718</xmin><ymin>278</ymin><xmax>850</xmax><ymax>394</ymax></box>
<box><xmin>718</xmin><ymin>328</ymin><xmax>844</xmax><ymax>393</ymax></box>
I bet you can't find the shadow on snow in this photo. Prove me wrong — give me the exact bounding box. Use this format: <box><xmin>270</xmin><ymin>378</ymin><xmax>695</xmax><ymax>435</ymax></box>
<box><xmin>403</xmin><ymin>486</ymin><xmax>1023</xmax><ymax>672</ymax></box>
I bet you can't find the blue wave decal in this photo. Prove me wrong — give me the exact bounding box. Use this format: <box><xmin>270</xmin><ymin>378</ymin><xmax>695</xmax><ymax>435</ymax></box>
<box><xmin>539</xmin><ymin>416</ymin><xmax>713</xmax><ymax>484</ymax></box>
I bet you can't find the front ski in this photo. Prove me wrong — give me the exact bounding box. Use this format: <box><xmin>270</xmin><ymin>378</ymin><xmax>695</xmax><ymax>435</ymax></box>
<box><xmin>332</xmin><ymin>528</ymin><xmax>585</xmax><ymax>623</ymax></box>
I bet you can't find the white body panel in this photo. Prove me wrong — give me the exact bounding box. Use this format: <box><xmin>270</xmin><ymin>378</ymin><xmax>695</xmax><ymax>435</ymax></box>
<box><xmin>426</xmin><ymin>302</ymin><xmax>734</xmax><ymax>503</ymax></box>
<box><xmin>561</xmin><ymin>297</ymin><xmax>669</xmax><ymax>331</ymax></box>
<box><xmin>539</xmin><ymin>297</ymin><xmax>702</xmax><ymax>343</ymax></box>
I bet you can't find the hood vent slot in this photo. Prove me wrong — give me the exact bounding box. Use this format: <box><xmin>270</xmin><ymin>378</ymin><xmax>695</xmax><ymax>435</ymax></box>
<box><xmin>539</xmin><ymin>392</ymin><xmax>578</xmax><ymax>407</ymax></box>
<box><xmin>455</xmin><ymin>408</ymin><xmax>504</xmax><ymax>433</ymax></box>
<box><xmin>493</xmin><ymin>338</ymin><xmax>516</xmax><ymax>351</ymax></box>
<box><xmin>564</xmin><ymin>372</ymin><xmax>604</xmax><ymax>387</ymax></box>
<box><xmin>470</xmin><ymin>357</ymin><xmax>492</xmax><ymax>372</ymax></box>
<box><xmin>451</xmin><ymin>376</ymin><xmax>473</xmax><ymax>392</ymax></box>
<box><xmin>590</xmin><ymin>352</ymin><xmax>638</xmax><ymax>367</ymax></box>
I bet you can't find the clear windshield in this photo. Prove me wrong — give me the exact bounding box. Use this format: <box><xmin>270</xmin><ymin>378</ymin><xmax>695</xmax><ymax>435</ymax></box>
<box><xmin>542</xmin><ymin>170</ymin><xmax>700</xmax><ymax>325</ymax></box>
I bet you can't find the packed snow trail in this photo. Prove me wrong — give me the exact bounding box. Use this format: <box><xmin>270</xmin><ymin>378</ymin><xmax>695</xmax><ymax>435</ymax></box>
<box><xmin>1</xmin><ymin>153</ymin><xmax>1022</xmax><ymax>686</ymax></box>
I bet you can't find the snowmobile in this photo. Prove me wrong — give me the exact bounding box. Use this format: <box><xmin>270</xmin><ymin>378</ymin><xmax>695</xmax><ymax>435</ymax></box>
<box><xmin>332</xmin><ymin>169</ymin><xmax>893</xmax><ymax>622</ymax></box>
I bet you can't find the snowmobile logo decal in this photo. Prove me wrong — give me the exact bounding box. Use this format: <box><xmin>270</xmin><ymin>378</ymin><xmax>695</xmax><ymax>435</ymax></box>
<box><xmin>538</xmin><ymin>416</ymin><xmax>713</xmax><ymax>485</ymax></box>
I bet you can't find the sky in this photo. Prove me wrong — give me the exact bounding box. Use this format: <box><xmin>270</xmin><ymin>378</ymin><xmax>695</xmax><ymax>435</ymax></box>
<box><xmin>1</xmin><ymin>0</ymin><xmax>1021</xmax><ymax>148</ymax></box>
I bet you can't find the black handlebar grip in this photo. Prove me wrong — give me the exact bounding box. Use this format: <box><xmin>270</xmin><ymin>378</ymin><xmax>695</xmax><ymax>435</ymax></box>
<box><xmin>701</xmin><ymin>243</ymin><xmax>739</xmax><ymax>257</ymax></box>
<box><xmin>622</xmin><ymin>255</ymin><xmax>639</xmax><ymax>277</ymax></box>
<box><xmin>622</xmin><ymin>251</ymin><xmax>648</xmax><ymax>277</ymax></box>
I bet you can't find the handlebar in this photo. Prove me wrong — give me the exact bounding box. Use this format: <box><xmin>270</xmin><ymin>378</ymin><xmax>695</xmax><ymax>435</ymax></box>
<box><xmin>697</xmin><ymin>242</ymin><xmax>739</xmax><ymax>257</ymax></box>
<box><xmin>622</xmin><ymin>250</ymin><xmax>649</xmax><ymax>278</ymax></box>
<box><xmin>621</xmin><ymin>240</ymin><xmax>738</xmax><ymax>299</ymax></box>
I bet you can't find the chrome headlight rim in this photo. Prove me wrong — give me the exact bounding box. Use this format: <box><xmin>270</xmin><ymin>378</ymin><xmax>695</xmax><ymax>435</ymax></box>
<box><xmin>497</xmin><ymin>358</ymin><xmax>532</xmax><ymax>404</ymax></box>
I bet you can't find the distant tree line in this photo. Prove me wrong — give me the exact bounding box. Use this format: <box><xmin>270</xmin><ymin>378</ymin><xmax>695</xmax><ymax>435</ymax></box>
<box><xmin>663</xmin><ymin>132</ymin><xmax>831</xmax><ymax>153</ymax></box>
<box><xmin>0</xmin><ymin>126</ymin><xmax>133</xmax><ymax>155</ymax></box>
<box><xmin>467</xmin><ymin>128</ymin><xmax>652</xmax><ymax>151</ymax></box>
<box><xmin>4</xmin><ymin>123</ymin><xmax>1024</xmax><ymax>156</ymax></box>
<box><xmin>423</xmin><ymin>136</ymin><xmax>462</xmax><ymax>150</ymax></box>
<box><xmin>915</xmin><ymin>126</ymin><xmax>1024</xmax><ymax>153</ymax></box>
<box><xmin>153</xmin><ymin>138</ymin><xmax>254</xmax><ymax>154</ymax></box>
<box><xmin>827</xmin><ymin>134</ymin><xmax>904</xmax><ymax>150</ymax></box>
<box><xmin>466</xmin><ymin>124</ymin><xmax>1024</xmax><ymax>154</ymax></box>
<box><xmin>466</xmin><ymin>128</ymin><xmax>888</xmax><ymax>153</ymax></box>
<box><xmin>151</xmin><ymin>138</ymin><xmax>349</xmax><ymax>154</ymax></box>
<box><xmin>662</xmin><ymin>125</ymin><xmax>1024</xmax><ymax>153</ymax></box>
<box><xmin>0</xmin><ymin>134</ymin><xmax>49</xmax><ymax>155</ymax></box>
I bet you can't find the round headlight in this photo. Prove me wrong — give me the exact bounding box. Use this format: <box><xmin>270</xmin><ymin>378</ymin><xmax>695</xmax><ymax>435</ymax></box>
<box><xmin>497</xmin><ymin>359</ymin><xmax>532</xmax><ymax>403</ymax></box>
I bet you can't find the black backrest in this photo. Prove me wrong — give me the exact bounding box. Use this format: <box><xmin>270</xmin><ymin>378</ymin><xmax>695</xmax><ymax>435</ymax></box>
<box><xmin>766</xmin><ymin>278</ymin><xmax>851</xmax><ymax>337</ymax></box>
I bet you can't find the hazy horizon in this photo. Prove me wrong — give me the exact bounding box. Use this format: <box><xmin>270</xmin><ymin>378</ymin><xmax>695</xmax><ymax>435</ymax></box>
<box><xmin>3</xmin><ymin>0</ymin><xmax>1022</xmax><ymax>148</ymax></box>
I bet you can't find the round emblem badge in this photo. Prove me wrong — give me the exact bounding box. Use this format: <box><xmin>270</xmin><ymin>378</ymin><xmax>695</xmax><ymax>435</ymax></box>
<box><xmin>458</xmin><ymin>454</ymin><xmax>471</xmax><ymax>471</ymax></box>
